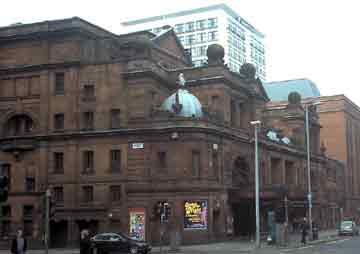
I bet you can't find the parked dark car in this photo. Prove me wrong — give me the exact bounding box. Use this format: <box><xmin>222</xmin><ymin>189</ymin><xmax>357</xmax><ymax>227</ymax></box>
<box><xmin>91</xmin><ymin>232</ymin><xmax>151</xmax><ymax>254</ymax></box>
<box><xmin>338</xmin><ymin>220</ymin><xmax>359</xmax><ymax>236</ymax></box>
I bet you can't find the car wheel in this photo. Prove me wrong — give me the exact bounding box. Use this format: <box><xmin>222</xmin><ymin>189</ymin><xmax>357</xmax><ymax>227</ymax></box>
<box><xmin>130</xmin><ymin>247</ymin><xmax>138</xmax><ymax>254</ymax></box>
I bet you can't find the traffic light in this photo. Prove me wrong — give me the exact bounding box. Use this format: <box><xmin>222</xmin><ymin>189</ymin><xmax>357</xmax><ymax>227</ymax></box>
<box><xmin>152</xmin><ymin>202</ymin><xmax>161</xmax><ymax>221</ymax></box>
<box><xmin>275</xmin><ymin>207</ymin><xmax>285</xmax><ymax>223</ymax></box>
<box><xmin>0</xmin><ymin>176</ymin><xmax>9</xmax><ymax>203</ymax></box>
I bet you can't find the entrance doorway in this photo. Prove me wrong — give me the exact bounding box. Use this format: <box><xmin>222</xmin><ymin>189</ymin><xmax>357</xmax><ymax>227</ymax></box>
<box><xmin>232</xmin><ymin>200</ymin><xmax>255</xmax><ymax>237</ymax></box>
<box><xmin>50</xmin><ymin>220</ymin><xmax>68</xmax><ymax>248</ymax></box>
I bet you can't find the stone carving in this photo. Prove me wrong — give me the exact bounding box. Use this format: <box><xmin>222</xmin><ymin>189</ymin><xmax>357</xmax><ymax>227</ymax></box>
<box><xmin>239</xmin><ymin>63</ymin><xmax>256</xmax><ymax>80</ymax></box>
<box><xmin>288</xmin><ymin>91</ymin><xmax>302</xmax><ymax>105</ymax></box>
<box><xmin>206</xmin><ymin>44</ymin><xmax>225</xmax><ymax>66</ymax></box>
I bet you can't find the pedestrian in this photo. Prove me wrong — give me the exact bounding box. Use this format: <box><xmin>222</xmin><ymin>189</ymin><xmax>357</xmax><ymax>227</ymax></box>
<box><xmin>11</xmin><ymin>229</ymin><xmax>27</xmax><ymax>254</ymax></box>
<box><xmin>301</xmin><ymin>218</ymin><xmax>308</xmax><ymax>245</ymax></box>
<box><xmin>80</xmin><ymin>229</ymin><xmax>91</xmax><ymax>254</ymax></box>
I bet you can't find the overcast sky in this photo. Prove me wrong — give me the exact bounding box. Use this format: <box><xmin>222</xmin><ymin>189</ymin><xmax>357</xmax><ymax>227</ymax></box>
<box><xmin>2</xmin><ymin>0</ymin><xmax>360</xmax><ymax>105</ymax></box>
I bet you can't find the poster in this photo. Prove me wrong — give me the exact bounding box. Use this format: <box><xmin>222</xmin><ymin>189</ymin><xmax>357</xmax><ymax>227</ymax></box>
<box><xmin>184</xmin><ymin>201</ymin><xmax>208</xmax><ymax>229</ymax></box>
<box><xmin>129</xmin><ymin>208</ymin><xmax>146</xmax><ymax>241</ymax></box>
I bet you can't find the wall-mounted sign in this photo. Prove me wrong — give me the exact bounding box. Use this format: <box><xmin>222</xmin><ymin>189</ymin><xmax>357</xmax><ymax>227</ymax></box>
<box><xmin>131</xmin><ymin>143</ymin><xmax>144</xmax><ymax>149</ymax></box>
<box><xmin>129</xmin><ymin>208</ymin><xmax>146</xmax><ymax>241</ymax></box>
<box><xmin>184</xmin><ymin>201</ymin><xmax>208</xmax><ymax>229</ymax></box>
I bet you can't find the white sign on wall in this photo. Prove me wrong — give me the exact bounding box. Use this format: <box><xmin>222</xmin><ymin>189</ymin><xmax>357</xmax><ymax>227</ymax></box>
<box><xmin>132</xmin><ymin>143</ymin><xmax>144</xmax><ymax>149</ymax></box>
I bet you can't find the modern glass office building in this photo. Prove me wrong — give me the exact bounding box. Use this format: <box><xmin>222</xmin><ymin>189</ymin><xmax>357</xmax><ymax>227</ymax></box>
<box><xmin>121</xmin><ymin>4</ymin><xmax>266</xmax><ymax>81</ymax></box>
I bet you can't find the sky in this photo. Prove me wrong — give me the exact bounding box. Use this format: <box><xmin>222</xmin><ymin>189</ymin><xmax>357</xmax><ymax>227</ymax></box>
<box><xmin>2</xmin><ymin>0</ymin><xmax>360</xmax><ymax>105</ymax></box>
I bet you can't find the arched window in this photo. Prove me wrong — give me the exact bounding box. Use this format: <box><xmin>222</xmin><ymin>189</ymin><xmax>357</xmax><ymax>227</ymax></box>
<box><xmin>4</xmin><ymin>115</ymin><xmax>34</xmax><ymax>136</ymax></box>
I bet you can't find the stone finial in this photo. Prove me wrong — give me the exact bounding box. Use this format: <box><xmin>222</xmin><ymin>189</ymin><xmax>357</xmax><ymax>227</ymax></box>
<box><xmin>178</xmin><ymin>73</ymin><xmax>186</xmax><ymax>87</ymax></box>
<box><xmin>288</xmin><ymin>91</ymin><xmax>302</xmax><ymax>105</ymax></box>
<box><xmin>206</xmin><ymin>44</ymin><xmax>225</xmax><ymax>66</ymax></box>
<box><xmin>239</xmin><ymin>63</ymin><xmax>256</xmax><ymax>80</ymax></box>
<box><xmin>320</xmin><ymin>141</ymin><xmax>326</xmax><ymax>155</ymax></box>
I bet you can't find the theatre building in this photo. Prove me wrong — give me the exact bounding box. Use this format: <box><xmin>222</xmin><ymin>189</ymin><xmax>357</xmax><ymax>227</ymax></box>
<box><xmin>0</xmin><ymin>18</ymin><xmax>344</xmax><ymax>247</ymax></box>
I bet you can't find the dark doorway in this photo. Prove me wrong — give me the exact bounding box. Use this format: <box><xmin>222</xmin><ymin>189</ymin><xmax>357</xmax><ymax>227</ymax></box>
<box><xmin>50</xmin><ymin>220</ymin><xmax>68</xmax><ymax>248</ymax></box>
<box><xmin>232</xmin><ymin>200</ymin><xmax>255</xmax><ymax>237</ymax></box>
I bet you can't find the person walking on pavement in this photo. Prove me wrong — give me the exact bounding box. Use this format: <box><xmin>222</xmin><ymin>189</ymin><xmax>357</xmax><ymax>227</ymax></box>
<box><xmin>11</xmin><ymin>229</ymin><xmax>27</xmax><ymax>254</ymax></box>
<box><xmin>80</xmin><ymin>229</ymin><xmax>91</xmax><ymax>254</ymax></box>
<box><xmin>301</xmin><ymin>217</ymin><xmax>309</xmax><ymax>245</ymax></box>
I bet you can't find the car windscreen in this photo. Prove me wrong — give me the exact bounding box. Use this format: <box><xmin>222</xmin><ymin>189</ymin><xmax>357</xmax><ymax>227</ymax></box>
<box><xmin>341</xmin><ymin>221</ymin><xmax>353</xmax><ymax>227</ymax></box>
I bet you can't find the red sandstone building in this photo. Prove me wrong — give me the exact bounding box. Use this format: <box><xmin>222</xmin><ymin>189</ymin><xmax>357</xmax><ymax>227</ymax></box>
<box><xmin>0</xmin><ymin>18</ymin><xmax>344</xmax><ymax>247</ymax></box>
<box><xmin>265</xmin><ymin>79</ymin><xmax>360</xmax><ymax>220</ymax></box>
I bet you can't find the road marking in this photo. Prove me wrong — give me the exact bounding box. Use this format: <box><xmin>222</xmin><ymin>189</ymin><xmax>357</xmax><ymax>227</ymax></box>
<box><xmin>298</xmin><ymin>245</ymin><xmax>313</xmax><ymax>249</ymax></box>
<box><xmin>325</xmin><ymin>238</ymin><xmax>350</xmax><ymax>245</ymax></box>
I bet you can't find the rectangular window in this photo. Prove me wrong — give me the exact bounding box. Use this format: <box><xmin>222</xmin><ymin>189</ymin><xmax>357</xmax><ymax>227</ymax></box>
<box><xmin>1</xmin><ymin>206</ymin><xmax>11</xmax><ymax>217</ymax></box>
<box><xmin>55</xmin><ymin>73</ymin><xmax>65</xmax><ymax>95</ymax></box>
<box><xmin>82</xmin><ymin>186</ymin><xmax>93</xmax><ymax>202</ymax></box>
<box><xmin>25</xmin><ymin>177</ymin><xmax>35</xmax><ymax>192</ymax></box>
<box><xmin>83</xmin><ymin>84</ymin><xmax>95</xmax><ymax>100</ymax></box>
<box><xmin>23</xmin><ymin>205</ymin><xmax>33</xmax><ymax>219</ymax></box>
<box><xmin>192</xmin><ymin>47</ymin><xmax>201</xmax><ymax>57</ymax></box>
<box><xmin>212</xmin><ymin>151</ymin><xmax>218</xmax><ymax>177</ymax></box>
<box><xmin>157</xmin><ymin>151</ymin><xmax>167</xmax><ymax>169</ymax></box>
<box><xmin>83</xmin><ymin>111</ymin><xmax>94</xmax><ymax>130</ymax></box>
<box><xmin>110</xmin><ymin>185</ymin><xmax>121</xmax><ymax>202</ymax></box>
<box><xmin>110</xmin><ymin>109</ymin><xmax>121</xmax><ymax>129</ymax></box>
<box><xmin>1</xmin><ymin>221</ymin><xmax>10</xmax><ymax>236</ymax></box>
<box><xmin>186</xmin><ymin>34</ymin><xmax>195</xmax><ymax>46</ymax></box>
<box><xmin>175</xmin><ymin>24</ymin><xmax>184</xmax><ymax>33</ymax></box>
<box><xmin>209</xmin><ymin>31</ymin><xmax>218</xmax><ymax>41</ymax></box>
<box><xmin>208</xmin><ymin>18</ymin><xmax>218</xmax><ymax>28</ymax></box>
<box><xmin>54</xmin><ymin>113</ymin><xmax>64</xmax><ymax>130</ymax></box>
<box><xmin>196</xmin><ymin>20</ymin><xmax>206</xmax><ymax>30</ymax></box>
<box><xmin>192</xmin><ymin>150</ymin><xmax>201</xmax><ymax>177</ymax></box>
<box><xmin>1</xmin><ymin>164</ymin><xmax>10</xmax><ymax>190</ymax></box>
<box><xmin>83</xmin><ymin>151</ymin><xmax>94</xmax><ymax>174</ymax></box>
<box><xmin>199</xmin><ymin>46</ymin><xmax>207</xmax><ymax>56</ymax></box>
<box><xmin>230</xmin><ymin>99</ymin><xmax>237</xmax><ymax>126</ymax></box>
<box><xmin>185</xmin><ymin>22</ymin><xmax>195</xmax><ymax>32</ymax></box>
<box><xmin>200</xmin><ymin>32</ymin><xmax>207</xmax><ymax>43</ymax></box>
<box><xmin>53</xmin><ymin>186</ymin><xmax>64</xmax><ymax>203</ymax></box>
<box><xmin>54</xmin><ymin>152</ymin><xmax>64</xmax><ymax>174</ymax></box>
<box><xmin>110</xmin><ymin>149</ymin><xmax>121</xmax><ymax>172</ymax></box>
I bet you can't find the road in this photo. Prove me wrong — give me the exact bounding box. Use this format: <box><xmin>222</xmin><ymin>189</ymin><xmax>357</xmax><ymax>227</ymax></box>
<box><xmin>275</xmin><ymin>236</ymin><xmax>359</xmax><ymax>254</ymax></box>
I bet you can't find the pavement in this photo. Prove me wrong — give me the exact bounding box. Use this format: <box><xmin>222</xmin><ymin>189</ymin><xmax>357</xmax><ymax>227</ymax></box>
<box><xmin>0</xmin><ymin>229</ymin><xmax>341</xmax><ymax>254</ymax></box>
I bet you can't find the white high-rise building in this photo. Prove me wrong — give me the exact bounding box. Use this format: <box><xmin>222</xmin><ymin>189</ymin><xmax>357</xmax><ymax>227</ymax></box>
<box><xmin>121</xmin><ymin>4</ymin><xmax>266</xmax><ymax>81</ymax></box>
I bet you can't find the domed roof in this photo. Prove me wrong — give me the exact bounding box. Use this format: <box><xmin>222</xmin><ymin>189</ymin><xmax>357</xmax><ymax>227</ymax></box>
<box><xmin>161</xmin><ymin>89</ymin><xmax>203</xmax><ymax>118</ymax></box>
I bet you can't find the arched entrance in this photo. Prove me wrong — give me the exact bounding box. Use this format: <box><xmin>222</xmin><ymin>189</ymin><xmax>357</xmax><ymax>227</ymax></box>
<box><xmin>231</xmin><ymin>156</ymin><xmax>255</xmax><ymax>237</ymax></box>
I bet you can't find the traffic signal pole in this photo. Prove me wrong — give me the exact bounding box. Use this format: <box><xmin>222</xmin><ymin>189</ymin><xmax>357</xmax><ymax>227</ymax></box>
<box><xmin>45</xmin><ymin>189</ymin><xmax>51</xmax><ymax>254</ymax></box>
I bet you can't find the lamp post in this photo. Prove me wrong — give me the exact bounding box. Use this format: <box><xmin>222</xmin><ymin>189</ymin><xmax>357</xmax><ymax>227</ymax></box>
<box><xmin>250</xmin><ymin>120</ymin><xmax>261</xmax><ymax>248</ymax></box>
<box><xmin>305</xmin><ymin>101</ymin><xmax>320</xmax><ymax>240</ymax></box>
<box><xmin>45</xmin><ymin>189</ymin><xmax>51</xmax><ymax>254</ymax></box>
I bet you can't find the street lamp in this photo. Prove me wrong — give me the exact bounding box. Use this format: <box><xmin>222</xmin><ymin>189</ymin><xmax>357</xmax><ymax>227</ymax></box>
<box><xmin>250</xmin><ymin>120</ymin><xmax>261</xmax><ymax>248</ymax></box>
<box><xmin>305</xmin><ymin>101</ymin><xmax>320</xmax><ymax>240</ymax></box>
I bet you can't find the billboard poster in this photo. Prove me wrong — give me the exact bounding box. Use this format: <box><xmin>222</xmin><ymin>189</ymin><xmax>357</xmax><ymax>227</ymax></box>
<box><xmin>184</xmin><ymin>201</ymin><xmax>208</xmax><ymax>229</ymax></box>
<box><xmin>129</xmin><ymin>208</ymin><xmax>146</xmax><ymax>241</ymax></box>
